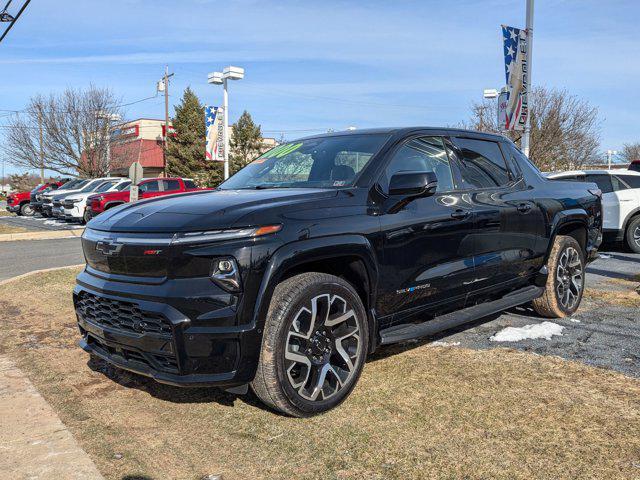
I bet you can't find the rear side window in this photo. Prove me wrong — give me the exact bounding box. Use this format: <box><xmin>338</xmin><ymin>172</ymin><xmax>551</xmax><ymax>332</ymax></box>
<box><xmin>618</xmin><ymin>175</ymin><xmax>640</xmax><ymax>189</ymax></box>
<box><xmin>183</xmin><ymin>180</ymin><xmax>197</xmax><ymax>189</ymax></box>
<box><xmin>585</xmin><ymin>174</ymin><xmax>613</xmax><ymax>194</ymax></box>
<box><xmin>453</xmin><ymin>138</ymin><xmax>511</xmax><ymax>188</ymax></box>
<box><xmin>139</xmin><ymin>180</ymin><xmax>159</xmax><ymax>193</ymax></box>
<box><xmin>384</xmin><ymin>136</ymin><xmax>455</xmax><ymax>192</ymax></box>
<box><xmin>162</xmin><ymin>180</ymin><xmax>181</xmax><ymax>191</ymax></box>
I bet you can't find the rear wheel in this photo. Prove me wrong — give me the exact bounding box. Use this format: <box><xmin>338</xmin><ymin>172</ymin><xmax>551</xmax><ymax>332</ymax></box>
<box><xmin>82</xmin><ymin>209</ymin><xmax>91</xmax><ymax>225</ymax></box>
<box><xmin>19</xmin><ymin>203</ymin><xmax>34</xmax><ymax>216</ymax></box>
<box><xmin>625</xmin><ymin>216</ymin><xmax>640</xmax><ymax>254</ymax></box>
<box><xmin>532</xmin><ymin>235</ymin><xmax>585</xmax><ymax>318</ymax></box>
<box><xmin>251</xmin><ymin>272</ymin><xmax>369</xmax><ymax>417</ymax></box>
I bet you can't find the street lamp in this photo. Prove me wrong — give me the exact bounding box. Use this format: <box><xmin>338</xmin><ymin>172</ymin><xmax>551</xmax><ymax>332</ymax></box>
<box><xmin>208</xmin><ymin>65</ymin><xmax>245</xmax><ymax>180</ymax></box>
<box><xmin>607</xmin><ymin>150</ymin><xmax>618</xmax><ymax>170</ymax></box>
<box><xmin>483</xmin><ymin>89</ymin><xmax>499</xmax><ymax>99</ymax></box>
<box><xmin>96</xmin><ymin>111</ymin><xmax>121</xmax><ymax>177</ymax></box>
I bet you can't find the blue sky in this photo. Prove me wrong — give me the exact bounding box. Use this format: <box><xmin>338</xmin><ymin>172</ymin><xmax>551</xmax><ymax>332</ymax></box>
<box><xmin>1</xmin><ymin>0</ymin><xmax>637</xmax><ymax>175</ymax></box>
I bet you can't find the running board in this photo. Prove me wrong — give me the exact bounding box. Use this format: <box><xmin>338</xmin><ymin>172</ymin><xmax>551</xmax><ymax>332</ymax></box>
<box><xmin>379</xmin><ymin>285</ymin><xmax>544</xmax><ymax>345</ymax></box>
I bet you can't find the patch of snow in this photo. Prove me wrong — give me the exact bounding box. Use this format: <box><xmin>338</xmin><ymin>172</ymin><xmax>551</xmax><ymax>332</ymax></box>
<box><xmin>429</xmin><ymin>341</ymin><xmax>461</xmax><ymax>347</ymax></box>
<box><xmin>569</xmin><ymin>318</ymin><xmax>581</xmax><ymax>323</ymax></box>
<box><xmin>598</xmin><ymin>254</ymin><xmax>612</xmax><ymax>259</ymax></box>
<box><xmin>489</xmin><ymin>321</ymin><xmax>564</xmax><ymax>342</ymax></box>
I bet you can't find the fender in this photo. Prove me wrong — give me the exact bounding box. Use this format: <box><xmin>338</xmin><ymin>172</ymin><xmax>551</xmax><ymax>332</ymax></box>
<box><xmin>622</xmin><ymin>206</ymin><xmax>640</xmax><ymax>232</ymax></box>
<box><xmin>545</xmin><ymin>208</ymin><xmax>589</xmax><ymax>261</ymax></box>
<box><xmin>250</xmin><ymin>234</ymin><xmax>379</xmax><ymax>350</ymax></box>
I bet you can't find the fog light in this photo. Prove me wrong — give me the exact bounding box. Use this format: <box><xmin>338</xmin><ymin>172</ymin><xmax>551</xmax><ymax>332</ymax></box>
<box><xmin>211</xmin><ymin>257</ymin><xmax>241</xmax><ymax>292</ymax></box>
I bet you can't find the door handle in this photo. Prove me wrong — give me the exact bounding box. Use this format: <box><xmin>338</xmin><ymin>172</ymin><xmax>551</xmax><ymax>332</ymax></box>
<box><xmin>517</xmin><ymin>203</ymin><xmax>532</xmax><ymax>213</ymax></box>
<box><xmin>450</xmin><ymin>209</ymin><xmax>470</xmax><ymax>220</ymax></box>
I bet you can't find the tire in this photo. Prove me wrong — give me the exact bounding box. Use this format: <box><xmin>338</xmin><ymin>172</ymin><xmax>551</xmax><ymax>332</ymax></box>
<box><xmin>42</xmin><ymin>210</ymin><xmax>50</xmax><ymax>218</ymax></box>
<box><xmin>19</xmin><ymin>203</ymin><xmax>33</xmax><ymax>216</ymax></box>
<box><xmin>82</xmin><ymin>209</ymin><xmax>91</xmax><ymax>225</ymax></box>
<box><xmin>625</xmin><ymin>216</ymin><xmax>640</xmax><ymax>254</ymax></box>
<box><xmin>251</xmin><ymin>272</ymin><xmax>369</xmax><ymax>417</ymax></box>
<box><xmin>532</xmin><ymin>235</ymin><xmax>585</xmax><ymax>318</ymax></box>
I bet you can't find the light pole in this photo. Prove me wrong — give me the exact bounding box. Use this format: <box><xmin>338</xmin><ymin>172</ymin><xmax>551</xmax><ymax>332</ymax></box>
<box><xmin>607</xmin><ymin>150</ymin><xmax>618</xmax><ymax>170</ymax></box>
<box><xmin>208</xmin><ymin>66</ymin><xmax>245</xmax><ymax>180</ymax></box>
<box><xmin>96</xmin><ymin>112</ymin><xmax>121</xmax><ymax>177</ymax></box>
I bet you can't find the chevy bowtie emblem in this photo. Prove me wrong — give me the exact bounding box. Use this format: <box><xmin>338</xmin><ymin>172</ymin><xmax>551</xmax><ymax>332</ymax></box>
<box><xmin>95</xmin><ymin>240</ymin><xmax>123</xmax><ymax>257</ymax></box>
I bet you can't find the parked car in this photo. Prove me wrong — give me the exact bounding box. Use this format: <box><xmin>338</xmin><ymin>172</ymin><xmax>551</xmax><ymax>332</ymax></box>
<box><xmin>547</xmin><ymin>169</ymin><xmax>640</xmax><ymax>253</ymax></box>
<box><xmin>74</xmin><ymin>128</ymin><xmax>602</xmax><ymax>416</ymax></box>
<box><xmin>5</xmin><ymin>183</ymin><xmax>51</xmax><ymax>216</ymax></box>
<box><xmin>629</xmin><ymin>160</ymin><xmax>640</xmax><ymax>172</ymax></box>
<box><xmin>86</xmin><ymin>177</ymin><xmax>202</xmax><ymax>220</ymax></box>
<box><xmin>62</xmin><ymin>178</ymin><xmax>130</xmax><ymax>224</ymax></box>
<box><xmin>51</xmin><ymin>177</ymin><xmax>117</xmax><ymax>219</ymax></box>
<box><xmin>31</xmin><ymin>178</ymin><xmax>81</xmax><ymax>215</ymax></box>
<box><xmin>42</xmin><ymin>179</ymin><xmax>91</xmax><ymax>217</ymax></box>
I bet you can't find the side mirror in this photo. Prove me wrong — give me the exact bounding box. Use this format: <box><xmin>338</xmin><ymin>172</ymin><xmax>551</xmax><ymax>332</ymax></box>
<box><xmin>389</xmin><ymin>171</ymin><xmax>438</xmax><ymax>198</ymax></box>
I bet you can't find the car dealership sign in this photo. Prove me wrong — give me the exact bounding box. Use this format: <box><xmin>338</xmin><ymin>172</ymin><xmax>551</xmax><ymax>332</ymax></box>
<box><xmin>205</xmin><ymin>105</ymin><xmax>224</xmax><ymax>162</ymax></box>
<box><xmin>501</xmin><ymin>25</ymin><xmax>529</xmax><ymax>131</ymax></box>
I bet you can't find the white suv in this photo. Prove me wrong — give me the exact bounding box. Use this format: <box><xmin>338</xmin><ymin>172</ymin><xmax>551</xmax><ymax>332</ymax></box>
<box><xmin>62</xmin><ymin>178</ymin><xmax>130</xmax><ymax>224</ymax></box>
<box><xmin>547</xmin><ymin>169</ymin><xmax>640</xmax><ymax>252</ymax></box>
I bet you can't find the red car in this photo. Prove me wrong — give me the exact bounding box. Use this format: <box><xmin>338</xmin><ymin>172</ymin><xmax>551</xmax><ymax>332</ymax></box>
<box><xmin>6</xmin><ymin>182</ymin><xmax>60</xmax><ymax>216</ymax></box>
<box><xmin>629</xmin><ymin>160</ymin><xmax>640</xmax><ymax>172</ymax></box>
<box><xmin>87</xmin><ymin>177</ymin><xmax>204</xmax><ymax>219</ymax></box>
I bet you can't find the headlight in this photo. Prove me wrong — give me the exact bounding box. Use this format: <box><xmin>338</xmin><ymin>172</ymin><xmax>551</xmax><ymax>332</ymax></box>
<box><xmin>171</xmin><ymin>224</ymin><xmax>282</xmax><ymax>245</ymax></box>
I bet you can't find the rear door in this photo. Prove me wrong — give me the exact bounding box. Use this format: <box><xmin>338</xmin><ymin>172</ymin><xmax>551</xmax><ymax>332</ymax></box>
<box><xmin>138</xmin><ymin>180</ymin><xmax>162</xmax><ymax>199</ymax></box>
<box><xmin>160</xmin><ymin>179</ymin><xmax>182</xmax><ymax>194</ymax></box>
<box><xmin>449</xmin><ymin>136</ymin><xmax>545</xmax><ymax>294</ymax></box>
<box><xmin>612</xmin><ymin>174</ymin><xmax>640</xmax><ymax>229</ymax></box>
<box><xmin>584</xmin><ymin>174</ymin><xmax>618</xmax><ymax>230</ymax></box>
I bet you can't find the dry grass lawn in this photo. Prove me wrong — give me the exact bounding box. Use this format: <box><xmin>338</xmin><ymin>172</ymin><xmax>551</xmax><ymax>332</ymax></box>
<box><xmin>0</xmin><ymin>223</ymin><xmax>27</xmax><ymax>234</ymax></box>
<box><xmin>0</xmin><ymin>267</ymin><xmax>639</xmax><ymax>480</ymax></box>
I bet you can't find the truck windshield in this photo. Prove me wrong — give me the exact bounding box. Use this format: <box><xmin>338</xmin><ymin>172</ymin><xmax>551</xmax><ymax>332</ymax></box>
<box><xmin>219</xmin><ymin>133</ymin><xmax>390</xmax><ymax>190</ymax></box>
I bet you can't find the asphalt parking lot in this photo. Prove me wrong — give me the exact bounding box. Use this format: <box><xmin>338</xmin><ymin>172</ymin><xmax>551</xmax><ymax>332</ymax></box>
<box><xmin>422</xmin><ymin>250</ymin><xmax>640</xmax><ymax>378</ymax></box>
<box><xmin>0</xmin><ymin>213</ymin><xmax>84</xmax><ymax>231</ymax></box>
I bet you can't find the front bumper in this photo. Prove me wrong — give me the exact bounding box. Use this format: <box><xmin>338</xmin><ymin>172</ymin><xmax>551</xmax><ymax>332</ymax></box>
<box><xmin>74</xmin><ymin>267</ymin><xmax>261</xmax><ymax>388</ymax></box>
<box><xmin>62</xmin><ymin>205</ymin><xmax>82</xmax><ymax>221</ymax></box>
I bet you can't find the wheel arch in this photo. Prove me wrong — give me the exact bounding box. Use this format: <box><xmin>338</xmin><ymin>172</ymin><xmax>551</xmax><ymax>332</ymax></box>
<box><xmin>104</xmin><ymin>201</ymin><xmax>125</xmax><ymax>210</ymax></box>
<box><xmin>622</xmin><ymin>206</ymin><xmax>640</xmax><ymax>232</ymax></box>
<box><xmin>251</xmin><ymin>235</ymin><xmax>379</xmax><ymax>354</ymax></box>
<box><xmin>548</xmin><ymin>209</ymin><xmax>589</xmax><ymax>259</ymax></box>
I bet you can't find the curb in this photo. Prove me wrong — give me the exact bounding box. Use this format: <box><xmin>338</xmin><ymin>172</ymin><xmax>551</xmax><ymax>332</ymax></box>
<box><xmin>0</xmin><ymin>264</ymin><xmax>85</xmax><ymax>287</ymax></box>
<box><xmin>0</xmin><ymin>228</ymin><xmax>84</xmax><ymax>242</ymax></box>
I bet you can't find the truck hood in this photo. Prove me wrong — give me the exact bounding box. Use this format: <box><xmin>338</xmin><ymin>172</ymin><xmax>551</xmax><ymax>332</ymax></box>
<box><xmin>88</xmin><ymin>188</ymin><xmax>339</xmax><ymax>233</ymax></box>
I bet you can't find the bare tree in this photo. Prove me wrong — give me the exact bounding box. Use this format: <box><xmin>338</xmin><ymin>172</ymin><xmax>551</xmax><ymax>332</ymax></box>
<box><xmin>621</xmin><ymin>142</ymin><xmax>640</xmax><ymax>163</ymax></box>
<box><xmin>464</xmin><ymin>87</ymin><xmax>601</xmax><ymax>172</ymax></box>
<box><xmin>3</xmin><ymin>86</ymin><xmax>124</xmax><ymax>177</ymax></box>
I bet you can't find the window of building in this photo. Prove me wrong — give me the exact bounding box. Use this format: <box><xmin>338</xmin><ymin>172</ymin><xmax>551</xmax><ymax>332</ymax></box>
<box><xmin>453</xmin><ymin>138</ymin><xmax>512</xmax><ymax>188</ymax></box>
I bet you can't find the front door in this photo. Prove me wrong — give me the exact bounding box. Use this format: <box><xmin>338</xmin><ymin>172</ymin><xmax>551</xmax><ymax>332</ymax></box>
<box><xmin>377</xmin><ymin>136</ymin><xmax>476</xmax><ymax>320</ymax></box>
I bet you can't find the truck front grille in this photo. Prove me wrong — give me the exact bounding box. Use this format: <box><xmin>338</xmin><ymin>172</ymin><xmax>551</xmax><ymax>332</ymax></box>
<box><xmin>76</xmin><ymin>291</ymin><xmax>173</xmax><ymax>337</ymax></box>
<box><xmin>86</xmin><ymin>334</ymin><xmax>179</xmax><ymax>373</ymax></box>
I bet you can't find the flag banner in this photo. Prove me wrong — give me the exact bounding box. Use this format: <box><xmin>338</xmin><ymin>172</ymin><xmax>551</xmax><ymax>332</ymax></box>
<box><xmin>502</xmin><ymin>25</ymin><xmax>528</xmax><ymax>131</ymax></box>
<box><xmin>205</xmin><ymin>105</ymin><xmax>224</xmax><ymax>162</ymax></box>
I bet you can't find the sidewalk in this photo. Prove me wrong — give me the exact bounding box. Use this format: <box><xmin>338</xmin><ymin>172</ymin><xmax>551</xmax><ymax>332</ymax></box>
<box><xmin>0</xmin><ymin>355</ymin><xmax>104</xmax><ymax>479</ymax></box>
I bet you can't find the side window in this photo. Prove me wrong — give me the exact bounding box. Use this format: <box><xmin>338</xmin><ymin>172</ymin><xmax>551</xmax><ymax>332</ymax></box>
<box><xmin>183</xmin><ymin>180</ymin><xmax>197</xmax><ymax>189</ymax></box>
<box><xmin>585</xmin><ymin>175</ymin><xmax>613</xmax><ymax>194</ymax></box>
<box><xmin>611</xmin><ymin>176</ymin><xmax>628</xmax><ymax>192</ymax></box>
<box><xmin>617</xmin><ymin>175</ymin><xmax>640</xmax><ymax>189</ymax></box>
<box><xmin>453</xmin><ymin>138</ymin><xmax>512</xmax><ymax>188</ymax></box>
<box><xmin>384</xmin><ymin>136</ymin><xmax>455</xmax><ymax>192</ymax></box>
<box><xmin>139</xmin><ymin>180</ymin><xmax>159</xmax><ymax>193</ymax></box>
<box><xmin>162</xmin><ymin>180</ymin><xmax>181</xmax><ymax>191</ymax></box>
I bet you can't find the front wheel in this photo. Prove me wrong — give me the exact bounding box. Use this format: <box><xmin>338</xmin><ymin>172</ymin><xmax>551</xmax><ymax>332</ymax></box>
<box><xmin>625</xmin><ymin>216</ymin><xmax>640</xmax><ymax>254</ymax></box>
<box><xmin>251</xmin><ymin>272</ymin><xmax>369</xmax><ymax>417</ymax></box>
<box><xmin>82</xmin><ymin>209</ymin><xmax>91</xmax><ymax>225</ymax></box>
<box><xmin>19</xmin><ymin>203</ymin><xmax>34</xmax><ymax>216</ymax></box>
<box><xmin>532</xmin><ymin>235</ymin><xmax>585</xmax><ymax>318</ymax></box>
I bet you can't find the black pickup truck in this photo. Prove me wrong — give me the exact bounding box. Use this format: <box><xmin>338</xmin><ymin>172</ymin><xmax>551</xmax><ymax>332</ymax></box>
<box><xmin>74</xmin><ymin>128</ymin><xmax>602</xmax><ymax>416</ymax></box>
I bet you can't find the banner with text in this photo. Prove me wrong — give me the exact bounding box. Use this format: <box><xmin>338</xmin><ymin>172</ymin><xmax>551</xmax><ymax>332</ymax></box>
<box><xmin>501</xmin><ymin>25</ymin><xmax>528</xmax><ymax>131</ymax></box>
<box><xmin>205</xmin><ymin>105</ymin><xmax>224</xmax><ymax>162</ymax></box>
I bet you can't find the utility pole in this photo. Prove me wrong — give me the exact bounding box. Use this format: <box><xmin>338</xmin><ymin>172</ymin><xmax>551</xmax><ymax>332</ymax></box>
<box><xmin>607</xmin><ymin>150</ymin><xmax>617</xmax><ymax>170</ymax></box>
<box><xmin>521</xmin><ymin>0</ymin><xmax>534</xmax><ymax>157</ymax></box>
<box><xmin>160</xmin><ymin>66</ymin><xmax>174</xmax><ymax>177</ymax></box>
<box><xmin>38</xmin><ymin>107</ymin><xmax>44</xmax><ymax>183</ymax></box>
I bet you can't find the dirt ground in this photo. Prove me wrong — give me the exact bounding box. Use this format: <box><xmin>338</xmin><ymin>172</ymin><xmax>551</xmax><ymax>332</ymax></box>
<box><xmin>0</xmin><ymin>267</ymin><xmax>639</xmax><ymax>480</ymax></box>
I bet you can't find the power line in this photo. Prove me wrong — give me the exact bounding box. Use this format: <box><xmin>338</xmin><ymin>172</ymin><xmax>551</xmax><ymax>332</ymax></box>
<box><xmin>0</xmin><ymin>0</ymin><xmax>30</xmax><ymax>44</ymax></box>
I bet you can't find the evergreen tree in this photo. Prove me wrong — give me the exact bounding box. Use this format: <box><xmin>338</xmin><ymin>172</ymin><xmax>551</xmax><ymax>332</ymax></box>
<box><xmin>230</xmin><ymin>110</ymin><xmax>263</xmax><ymax>174</ymax></box>
<box><xmin>166</xmin><ymin>87</ymin><xmax>206</xmax><ymax>179</ymax></box>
